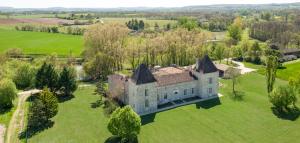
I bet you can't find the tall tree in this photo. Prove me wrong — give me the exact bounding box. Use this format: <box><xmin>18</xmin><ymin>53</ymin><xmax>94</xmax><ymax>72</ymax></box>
<box><xmin>83</xmin><ymin>52</ymin><xmax>114</xmax><ymax>80</ymax></box>
<box><xmin>227</xmin><ymin>67</ymin><xmax>241</xmax><ymax>96</ymax></box>
<box><xmin>266</xmin><ymin>56</ymin><xmax>278</xmax><ymax>94</ymax></box>
<box><xmin>58</xmin><ymin>67</ymin><xmax>78</xmax><ymax>96</ymax></box>
<box><xmin>214</xmin><ymin>43</ymin><xmax>225</xmax><ymax>63</ymax></box>
<box><xmin>35</xmin><ymin>63</ymin><xmax>59</xmax><ymax>92</ymax></box>
<box><xmin>38</xmin><ymin>88</ymin><xmax>58</xmax><ymax>119</ymax></box>
<box><xmin>227</xmin><ymin>17</ymin><xmax>243</xmax><ymax>45</ymax></box>
<box><xmin>84</xmin><ymin>23</ymin><xmax>129</xmax><ymax>71</ymax></box>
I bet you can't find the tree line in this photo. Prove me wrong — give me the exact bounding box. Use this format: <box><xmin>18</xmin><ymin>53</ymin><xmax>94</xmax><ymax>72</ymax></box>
<box><xmin>15</xmin><ymin>24</ymin><xmax>86</xmax><ymax>35</ymax></box>
<box><xmin>82</xmin><ymin>23</ymin><xmax>211</xmax><ymax>80</ymax></box>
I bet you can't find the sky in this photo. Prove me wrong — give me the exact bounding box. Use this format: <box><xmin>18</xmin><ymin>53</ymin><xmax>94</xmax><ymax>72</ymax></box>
<box><xmin>1</xmin><ymin>0</ymin><xmax>300</xmax><ymax>8</ymax></box>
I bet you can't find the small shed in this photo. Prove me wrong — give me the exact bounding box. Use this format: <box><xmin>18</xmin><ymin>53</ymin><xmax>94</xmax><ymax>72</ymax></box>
<box><xmin>215</xmin><ymin>64</ymin><xmax>240</xmax><ymax>78</ymax></box>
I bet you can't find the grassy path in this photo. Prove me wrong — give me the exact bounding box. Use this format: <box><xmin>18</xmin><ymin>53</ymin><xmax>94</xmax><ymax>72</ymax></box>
<box><xmin>5</xmin><ymin>90</ymin><xmax>40</xmax><ymax>143</ymax></box>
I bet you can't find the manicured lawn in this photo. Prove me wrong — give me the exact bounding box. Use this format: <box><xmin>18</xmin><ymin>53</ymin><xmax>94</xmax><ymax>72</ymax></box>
<box><xmin>0</xmin><ymin>28</ymin><xmax>84</xmax><ymax>57</ymax></box>
<box><xmin>243</xmin><ymin>61</ymin><xmax>300</xmax><ymax>81</ymax></box>
<box><xmin>277</xmin><ymin>61</ymin><xmax>300</xmax><ymax>80</ymax></box>
<box><xmin>27</xmin><ymin>73</ymin><xmax>300</xmax><ymax>143</ymax></box>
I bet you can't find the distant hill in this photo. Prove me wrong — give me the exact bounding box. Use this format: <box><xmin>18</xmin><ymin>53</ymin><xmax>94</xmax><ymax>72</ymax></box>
<box><xmin>1</xmin><ymin>2</ymin><xmax>300</xmax><ymax>12</ymax></box>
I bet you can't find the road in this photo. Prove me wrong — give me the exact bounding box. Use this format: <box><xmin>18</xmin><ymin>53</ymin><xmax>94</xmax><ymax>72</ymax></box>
<box><xmin>5</xmin><ymin>89</ymin><xmax>41</xmax><ymax>143</ymax></box>
<box><xmin>229</xmin><ymin>59</ymin><xmax>257</xmax><ymax>74</ymax></box>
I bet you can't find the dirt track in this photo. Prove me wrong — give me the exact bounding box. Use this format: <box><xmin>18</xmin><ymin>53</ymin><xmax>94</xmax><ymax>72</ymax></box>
<box><xmin>5</xmin><ymin>89</ymin><xmax>41</xmax><ymax>143</ymax></box>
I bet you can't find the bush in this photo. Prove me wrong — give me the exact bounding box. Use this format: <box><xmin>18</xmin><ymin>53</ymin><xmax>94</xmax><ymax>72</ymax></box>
<box><xmin>13</xmin><ymin>63</ymin><xmax>36</xmax><ymax>90</ymax></box>
<box><xmin>107</xmin><ymin>106</ymin><xmax>141</xmax><ymax>142</ymax></box>
<box><xmin>0</xmin><ymin>78</ymin><xmax>17</xmax><ymax>109</ymax></box>
<box><xmin>5</xmin><ymin>48</ymin><xmax>23</xmax><ymax>58</ymax></box>
<box><xmin>103</xmin><ymin>99</ymin><xmax>119</xmax><ymax>116</ymax></box>
<box><xmin>269</xmin><ymin>86</ymin><xmax>297</xmax><ymax>112</ymax></box>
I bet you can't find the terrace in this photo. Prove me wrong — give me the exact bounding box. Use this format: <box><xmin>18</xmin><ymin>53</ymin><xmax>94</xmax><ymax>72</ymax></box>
<box><xmin>140</xmin><ymin>94</ymin><xmax>222</xmax><ymax>116</ymax></box>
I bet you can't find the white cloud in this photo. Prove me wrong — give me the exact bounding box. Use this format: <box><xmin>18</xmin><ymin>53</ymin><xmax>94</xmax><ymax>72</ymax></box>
<box><xmin>1</xmin><ymin>0</ymin><xmax>300</xmax><ymax>8</ymax></box>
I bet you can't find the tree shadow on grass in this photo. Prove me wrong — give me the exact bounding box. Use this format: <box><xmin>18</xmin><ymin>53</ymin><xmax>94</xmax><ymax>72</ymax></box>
<box><xmin>196</xmin><ymin>97</ymin><xmax>221</xmax><ymax>109</ymax></box>
<box><xmin>105</xmin><ymin>135</ymin><xmax>138</xmax><ymax>143</ymax></box>
<box><xmin>141</xmin><ymin>113</ymin><xmax>156</xmax><ymax>125</ymax></box>
<box><xmin>271</xmin><ymin>107</ymin><xmax>300</xmax><ymax>121</ymax></box>
<box><xmin>19</xmin><ymin>120</ymin><xmax>54</xmax><ymax>139</ymax></box>
<box><xmin>90</xmin><ymin>99</ymin><xmax>103</xmax><ymax>109</ymax></box>
<box><xmin>0</xmin><ymin>107</ymin><xmax>11</xmax><ymax>115</ymax></box>
<box><xmin>57</xmin><ymin>94</ymin><xmax>75</xmax><ymax>103</ymax></box>
<box><xmin>229</xmin><ymin>91</ymin><xmax>246</xmax><ymax>101</ymax></box>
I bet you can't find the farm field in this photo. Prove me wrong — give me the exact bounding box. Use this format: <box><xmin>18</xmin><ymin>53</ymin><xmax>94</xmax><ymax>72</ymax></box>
<box><xmin>27</xmin><ymin>73</ymin><xmax>300</xmax><ymax>143</ymax></box>
<box><xmin>0</xmin><ymin>27</ymin><xmax>83</xmax><ymax>57</ymax></box>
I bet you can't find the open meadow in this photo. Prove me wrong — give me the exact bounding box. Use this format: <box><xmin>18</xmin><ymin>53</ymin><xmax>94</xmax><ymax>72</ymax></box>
<box><xmin>0</xmin><ymin>27</ymin><xmax>84</xmax><ymax>57</ymax></box>
<box><xmin>26</xmin><ymin>73</ymin><xmax>300</xmax><ymax>143</ymax></box>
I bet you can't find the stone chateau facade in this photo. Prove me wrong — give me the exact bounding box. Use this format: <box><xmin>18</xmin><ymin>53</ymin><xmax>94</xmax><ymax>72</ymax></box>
<box><xmin>108</xmin><ymin>55</ymin><xmax>219</xmax><ymax>115</ymax></box>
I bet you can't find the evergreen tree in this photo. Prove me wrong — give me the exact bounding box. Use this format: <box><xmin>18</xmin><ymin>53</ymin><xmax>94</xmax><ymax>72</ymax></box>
<box><xmin>38</xmin><ymin>88</ymin><xmax>58</xmax><ymax>119</ymax></box>
<box><xmin>35</xmin><ymin>63</ymin><xmax>59</xmax><ymax>92</ymax></box>
<box><xmin>27</xmin><ymin>98</ymin><xmax>48</xmax><ymax>129</ymax></box>
<box><xmin>35</xmin><ymin>62</ymin><xmax>48</xmax><ymax>89</ymax></box>
<box><xmin>138</xmin><ymin>20</ymin><xmax>145</xmax><ymax>30</ymax></box>
<box><xmin>58</xmin><ymin>67</ymin><xmax>78</xmax><ymax>96</ymax></box>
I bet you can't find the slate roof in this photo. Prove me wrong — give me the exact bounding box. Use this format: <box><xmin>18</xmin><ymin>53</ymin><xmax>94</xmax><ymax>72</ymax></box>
<box><xmin>131</xmin><ymin>64</ymin><xmax>156</xmax><ymax>85</ymax></box>
<box><xmin>195</xmin><ymin>55</ymin><xmax>218</xmax><ymax>73</ymax></box>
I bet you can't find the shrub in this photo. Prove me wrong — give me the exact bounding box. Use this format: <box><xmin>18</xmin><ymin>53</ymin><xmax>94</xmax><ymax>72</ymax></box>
<box><xmin>13</xmin><ymin>63</ymin><xmax>36</xmax><ymax>89</ymax></box>
<box><xmin>107</xmin><ymin>106</ymin><xmax>141</xmax><ymax>142</ymax></box>
<box><xmin>0</xmin><ymin>78</ymin><xmax>17</xmax><ymax>109</ymax></box>
<box><xmin>103</xmin><ymin>99</ymin><xmax>119</xmax><ymax>116</ymax></box>
<box><xmin>269</xmin><ymin>86</ymin><xmax>297</xmax><ymax>112</ymax></box>
<box><xmin>5</xmin><ymin>48</ymin><xmax>23</xmax><ymax>58</ymax></box>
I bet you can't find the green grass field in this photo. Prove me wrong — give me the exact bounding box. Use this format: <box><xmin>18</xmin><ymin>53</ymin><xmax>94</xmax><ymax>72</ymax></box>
<box><xmin>277</xmin><ymin>61</ymin><xmax>300</xmax><ymax>80</ymax></box>
<box><xmin>0</xmin><ymin>28</ymin><xmax>83</xmax><ymax>57</ymax></box>
<box><xmin>26</xmin><ymin>73</ymin><xmax>300</xmax><ymax>143</ymax></box>
<box><xmin>243</xmin><ymin>61</ymin><xmax>300</xmax><ymax>81</ymax></box>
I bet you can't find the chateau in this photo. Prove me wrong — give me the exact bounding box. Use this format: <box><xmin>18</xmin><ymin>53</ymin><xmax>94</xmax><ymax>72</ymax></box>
<box><xmin>108</xmin><ymin>55</ymin><xmax>219</xmax><ymax>115</ymax></box>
